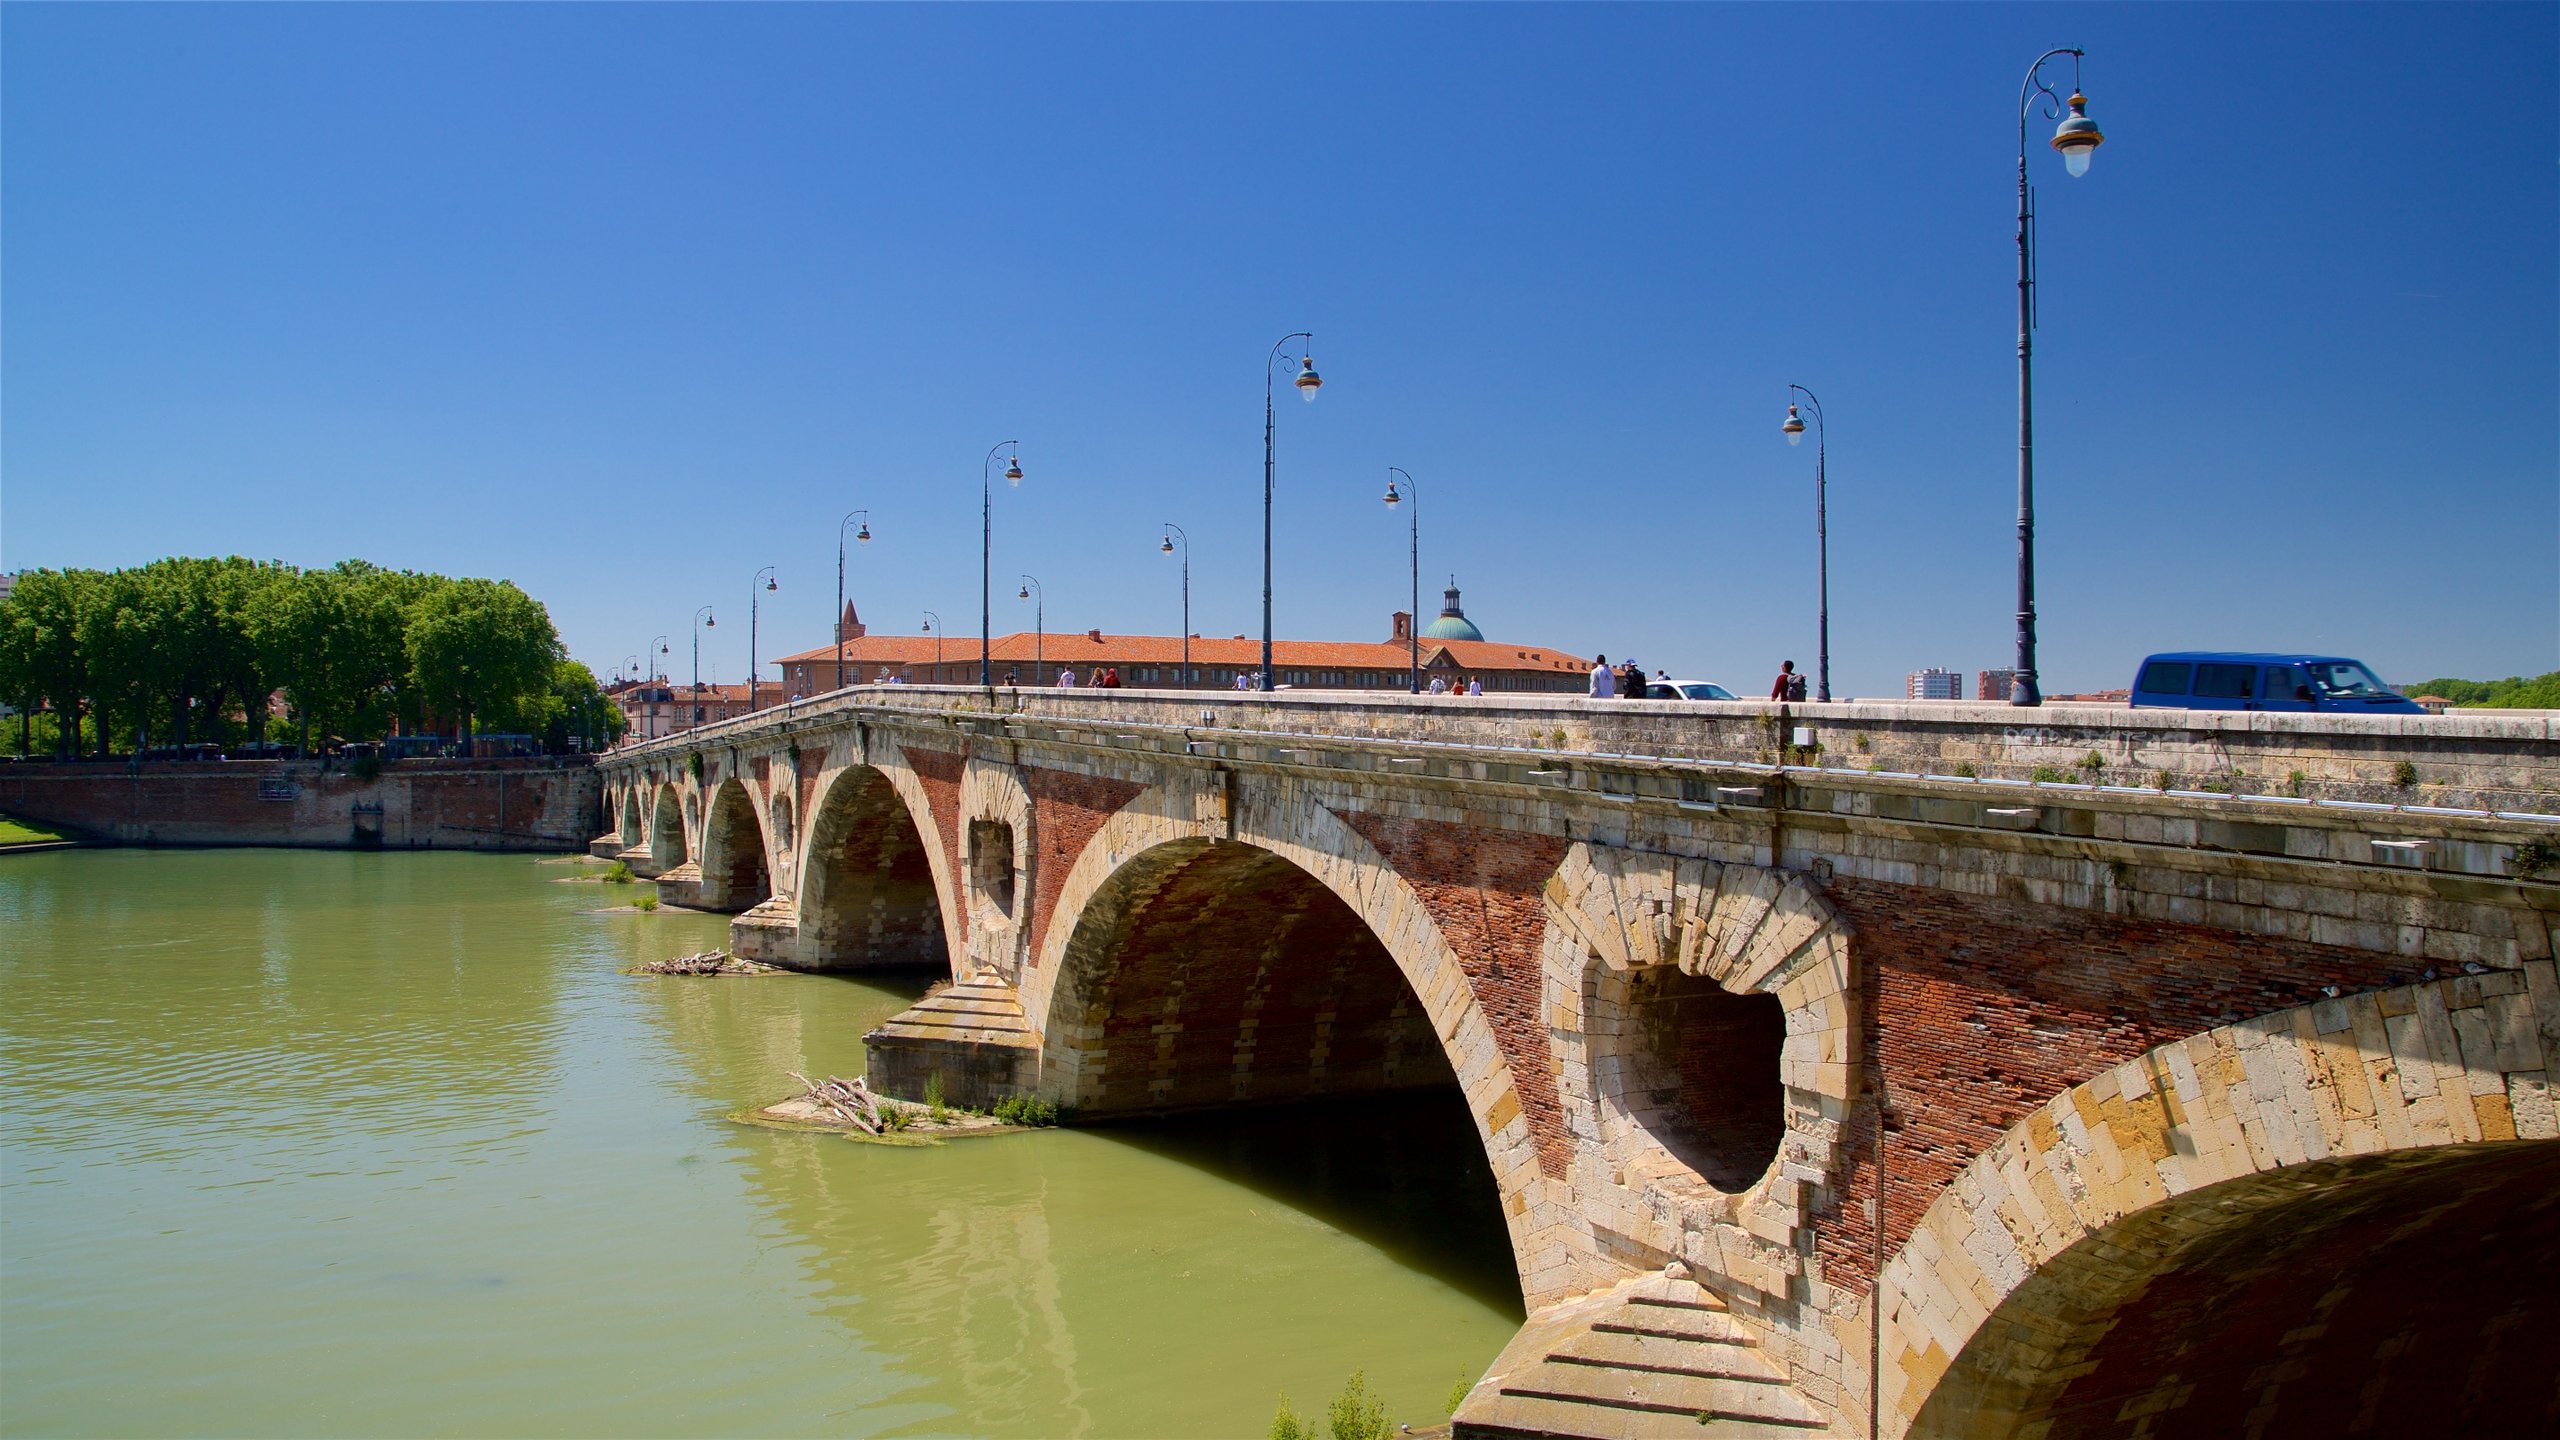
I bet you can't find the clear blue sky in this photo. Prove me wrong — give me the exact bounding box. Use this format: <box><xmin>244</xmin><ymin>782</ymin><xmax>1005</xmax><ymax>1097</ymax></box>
<box><xmin>5</xmin><ymin>3</ymin><xmax>2553</xmax><ymax>697</ymax></box>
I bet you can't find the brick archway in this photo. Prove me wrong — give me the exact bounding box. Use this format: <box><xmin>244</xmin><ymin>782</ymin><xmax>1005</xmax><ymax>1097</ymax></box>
<box><xmin>1025</xmin><ymin>780</ymin><xmax>1557</xmax><ymax>1294</ymax></box>
<box><xmin>794</xmin><ymin>761</ymin><xmax>954</xmax><ymax>972</ymax></box>
<box><xmin>619</xmin><ymin>789</ymin><xmax>643</xmax><ymax>847</ymax></box>
<box><xmin>695</xmin><ymin>778</ymin><xmax>770</xmax><ymax>913</ymax></box>
<box><xmin>648</xmin><ymin>782</ymin><xmax>686</xmax><ymax>872</ymax></box>
<box><xmin>1883</xmin><ymin>971</ymin><xmax>2560</xmax><ymax>1438</ymax></box>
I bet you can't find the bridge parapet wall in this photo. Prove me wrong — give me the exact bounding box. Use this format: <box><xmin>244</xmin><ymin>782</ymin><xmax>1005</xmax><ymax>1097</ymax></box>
<box><xmin>626</xmin><ymin>685</ymin><xmax>2559</xmax><ymax>815</ymax></box>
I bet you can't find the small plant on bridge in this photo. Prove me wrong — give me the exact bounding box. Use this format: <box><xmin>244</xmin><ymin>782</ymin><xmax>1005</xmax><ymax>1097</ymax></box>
<box><xmin>1952</xmin><ymin>761</ymin><xmax>1978</xmax><ymax>779</ymax></box>
<box><xmin>923</xmin><ymin>1072</ymin><xmax>948</xmax><ymax>1124</ymax></box>
<box><xmin>2031</xmin><ymin>765</ymin><xmax>2070</xmax><ymax>784</ymax></box>
<box><xmin>2288</xmin><ymin>769</ymin><xmax>2308</xmax><ymax>797</ymax></box>
<box><xmin>2153</xmin><ymin>769</ymin><xmax>2175</xmax><ymax>791</ymax></box>
<box><xmin>2079</xmin><ymin>749</ymin><xmax>2106</xmax><ymax>774</ymax></box>
<box><xmin>602</xmin><ymin>861</ymin><xmax>634</xmax><ymax>884</ymax></box>
<box><xmin>2392</xmin><ymin>759</ymin><xmax>2419</xmax><ymax>789</ymax></box>
<box><xmin>2511</xmin><ymin>838</ymin><xmax>2558</xmax><ymax>881</ymax></box>
<box><xmin>687</xmin><ymin>751</ymin><xmax>705</xmax><ymax>781</ymax></box>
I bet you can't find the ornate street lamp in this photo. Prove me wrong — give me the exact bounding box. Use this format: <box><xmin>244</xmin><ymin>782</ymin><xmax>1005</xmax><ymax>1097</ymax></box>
<box><xmin>1781</xmin><ymin>388</ymin><xmax>1832</xmax><ymax>702</ymax></box>
<box><xmin>690</xmin><ymin>607</ymin><xmax>715</xmax><ymax>730</ymax></box>
<box><xmin>2011</xmin><ymin>48</ymin><xmax>2108</xmax><ymax>706</ymax></box>
<box><xmin>1016</xmin><ymin>576</ymin><xmax>1043</xmax><ymax>683</ymax></box>
<box><xmin>1261</xmin><ymin>333</ymin><xmax>1321</xmax><ymax>691</ymax></box>
<box><xmin>748</xmin><ymin>566</ymin><xmax>778</xmax><ymax>712</ymax></box>
<box><xmin>1381</xmin><ymin>467</ymin><xmax>1422</xmax><ymax>693</ymax></box>
<box><xmin>1160</xmin><ymin>523</ymin><xmax>1191</xmax><ymax>689</ymax></box>
<box><xmin>836</xmin><ymin>509</ymin><xmax>871</xmax><ymax>692</ymax></box>
<box><xmin>982</xmin><ymin>441</ymin><xmax>1023</xmax><ymax>692</ymax></box>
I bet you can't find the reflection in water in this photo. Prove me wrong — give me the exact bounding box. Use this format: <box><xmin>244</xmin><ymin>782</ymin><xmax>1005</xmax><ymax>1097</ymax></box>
<box><xmin>2</xmin><ymin>851</ymin><xmax>1521</xmax><ymax>1439</ymax></box>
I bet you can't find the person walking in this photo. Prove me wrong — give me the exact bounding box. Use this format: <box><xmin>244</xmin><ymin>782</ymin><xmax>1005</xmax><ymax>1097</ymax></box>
<box><xmin>1619</xmin><ymin>659</ymin><xmax>1644</xmax><ymax>698</ymax></box>
<box><xmin>1770</xmin><ymin>660</ymin><xmax>1797</xmax><ymax>701</ymax></box>
<box><xmin>1058</xmin><ymin>667</ymin><xmax>1078</xmax><ymax>688</ymax></box>
<box><xmin>1428</xmin><ymin>674</ymin><xmax>1448</xmax><ymax>695</ymax></box>
<box><xmin>1589</xmin><ymin>654</ymin><xmax>1614</xmax><ymax>699</ymax></box>
<box><xmin>1466</xmin><ymin>676</ymin><xmax>1483</xmax><ymax>696</ymax></box>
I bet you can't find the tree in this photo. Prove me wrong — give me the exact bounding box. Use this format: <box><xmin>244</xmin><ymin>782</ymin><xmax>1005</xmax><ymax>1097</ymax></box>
<box><xmin>1</xmin><ymin>570</ymin><xmax>98</xmax><ymax>757</ymax></box>
<box><xmin>405</xmin><ymin>577</ymin><xmax>560</xmax><ymax>751</ymax></box>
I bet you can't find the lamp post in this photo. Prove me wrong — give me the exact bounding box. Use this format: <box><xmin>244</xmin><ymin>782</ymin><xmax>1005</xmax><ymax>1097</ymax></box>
<box><xmin>836</xmin><ymin>509</ymin><xmax>871</xmax><ymax>692</ymax></box>
<box><xmin>922</xmin><ymin>611</ymin><xmax>942</xmax><ymax>682</ymax></box>
<box><xmin>1780</xmin><ymin>388</ymin><xmax>1832</xmax><ymax>702</ymax></box>
<box><xmin>1016</xmin><ymin>576</ymin><xmax>1043</xmax><ymax>684</ymax></box>
<box><xmin>649</xmin><ymin>636</ymin><xmax>669</xmax><ymax>686</ymax></box>
<box><xmin>982</xmin><ymin>441</ymin><xmax>1023</xmax><ymax>692</ymax></box>
<box><xmin>1380</xmin><ymin>467</ymin><xmax>1421</xmax><ymax>693</ymax></box>
<box><xmin>1261</xmin><ymin>332</ymin><xmax>1322</xmax><ymax>691</ymax></box>
<box><xmin>1159</xmin><ymin>523</ymin><xmax>1191</xmax><ymax>689</ymax></box>
<box><xmin>2011</xmin><ymin>48</ymin><xmax>2107</xmax><ymax>708</ymax></box>
<box><xmin>690</xmin><ymin>606</ymin><xmax>716</xmax><ymax>730</ymax></box>
<box><xmin>748</xmin><ymin>566</ymin><xmax>777</xmax><ymax>711</ymax></box>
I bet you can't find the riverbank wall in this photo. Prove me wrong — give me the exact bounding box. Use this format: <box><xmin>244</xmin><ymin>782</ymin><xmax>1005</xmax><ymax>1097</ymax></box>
<box><xmin>0</xmin><ymin>757</ymin><xmax>600</xmax><ymax>852</ymax></box>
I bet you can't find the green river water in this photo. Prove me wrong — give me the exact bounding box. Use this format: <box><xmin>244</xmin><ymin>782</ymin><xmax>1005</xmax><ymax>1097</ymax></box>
<box><xmin>0</xmin><ymin>849</ymin><xmax>1522</xmax><ymax>1438</ymax></box>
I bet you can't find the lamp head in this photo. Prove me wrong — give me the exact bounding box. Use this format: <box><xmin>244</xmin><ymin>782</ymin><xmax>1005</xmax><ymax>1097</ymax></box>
<box><xmin>764</xmin><ymin>577</ymin><xmax>778</xmax><ymax>592</ymax></box>
<box><xmin>1160</xmin><ymin>534</ymin><xmax>1175</xmax><ymax>554</ymax></box>
<box><xmin>1005</xmin><ymin>455</ymin><xmax>1023</xmax><ymax>486</ymax></box>
<box><xmin>1295</xmin><ymin>355</ymin><xmax>1322</xmax><ymax>402</ymax></box>
<box><xmin>704</xmin><ymin>614</ymin><xmax>715</xmax><ymax>628</ymax></box>
<box><xmin>921</xmin><ymin>617</ymin><xmax>932</xmax><ymax>632</ymax></box>
<box><xmin>1783</xmin><ymin>404</ymin><xmax>1806</xmax><ymax>446</ymax></box>
<box><xmin>856</xmin><ymin>522</ymin><xmax>871</xmax><ymax>544</ymax></box>
<box><xmin>1016</xmin><ymin>583</ymin><xmax>1029</xmax><ymax>600</ymax></box>
<box><xmin>1382</xmin><ymin>478</ymin><xmax>1402</xmax><ymax>506</ymax></box>
<box><xmin>2051</xmin><ymin>93</ymin><xmax>2104</xmax><ymax>177</ymax></box>
<box><xmin>659</xmin><ymin>642</ymin><xmax>669</xmax><ymax>654</ymax></box>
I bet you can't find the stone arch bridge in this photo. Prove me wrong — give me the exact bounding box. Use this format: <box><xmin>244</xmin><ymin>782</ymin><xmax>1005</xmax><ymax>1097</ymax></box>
<box><xmin>595</xmin><ymin>688</ymin><xmax>2560</xmax><ymax>1438</ymax></box>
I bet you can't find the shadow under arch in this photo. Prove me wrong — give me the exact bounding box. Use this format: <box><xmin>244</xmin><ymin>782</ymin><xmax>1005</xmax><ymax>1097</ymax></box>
<box><xmin>797</xmin><ymin>764</ymin><xmax>947</xmax><ymax>971</ymax></box>
<box><xmin>648</xmin><ymin>782</ymin><xmax>686</xmax><ymax>870</ymax></box>
<box><xmin>1044</xmin><ymin>832</ymin><xmax>1522</xmax><ymax>1307</ymax></box>
<box><xmin>695</xmin><ymin>778</ymin><xmax>770</xmax><ymax>912</ymax></box>
<box><xmin>1045</xmin><ymin>836</ymin><xmax>1456</xmax><ymax>1117</ymax></box>
<box><xmin>1912</xmin><ymin>1141</ymin><xmax>2560</xmax><ymax>1437</ymax></box>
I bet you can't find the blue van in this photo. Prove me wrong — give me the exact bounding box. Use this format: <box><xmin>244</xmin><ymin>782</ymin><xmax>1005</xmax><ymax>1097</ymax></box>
<box><xmin>2129</xmin><ymin>653</ymin><xmax>2424</xmax><ymax>714</ymax></box>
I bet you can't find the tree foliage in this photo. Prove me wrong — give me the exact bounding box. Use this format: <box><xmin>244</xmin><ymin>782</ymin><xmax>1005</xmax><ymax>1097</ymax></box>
<box><xmin>0</xmin><ymin>558</ymin><xmax>611</xmax><ymax>756</ymax></box>
<box><xmin>2403</xmin><ymin>672</ymin><xmax>2560</xmax><ymax>710</ymax></box>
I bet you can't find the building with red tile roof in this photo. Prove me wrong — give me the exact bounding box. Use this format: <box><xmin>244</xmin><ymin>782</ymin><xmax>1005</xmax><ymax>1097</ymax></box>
<box><xmin>771</xmin><ymin>588</ymin><xmax>1592</xmax><ymax>697</ymax></box>
<box><xmin>607</xmin><ymin>678</ymin><xmax>787</xmax><ymax>739</ymax></box>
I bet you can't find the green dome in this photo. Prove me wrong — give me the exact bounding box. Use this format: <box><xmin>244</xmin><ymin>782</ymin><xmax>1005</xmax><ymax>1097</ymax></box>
<box><xmin>1420</xmin><ymin>579</ymin><xmax>1484</xmax><ymax>642</ymax></box>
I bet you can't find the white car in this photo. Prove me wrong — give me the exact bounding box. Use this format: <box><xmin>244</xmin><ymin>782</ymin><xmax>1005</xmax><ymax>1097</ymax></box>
<box><xmin>1645</xmin><ymin>679</ymin><xmax>1740</xmax><ymax>701</ymax></box>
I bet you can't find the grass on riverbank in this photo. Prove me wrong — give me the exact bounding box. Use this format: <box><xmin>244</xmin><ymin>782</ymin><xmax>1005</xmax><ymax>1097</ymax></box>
<box><xmin>0</xmin><ymin>815</ymin><xmax>71</xmax><ymax>846</ymax></box>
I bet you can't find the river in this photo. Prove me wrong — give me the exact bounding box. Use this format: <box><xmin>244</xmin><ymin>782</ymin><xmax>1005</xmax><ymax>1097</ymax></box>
<box><xmin>0</xmin><ymin>849</ymin><xmax>1522</xmax><ymax>1437</ymax></box>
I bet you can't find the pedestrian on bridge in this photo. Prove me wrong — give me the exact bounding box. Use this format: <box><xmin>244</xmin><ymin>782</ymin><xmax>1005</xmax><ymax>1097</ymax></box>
<box><xmin>1589</xmin><ymin>654</ymin><xmax>1614</xmax><ymax>698</ymax></box>
<box><xmin>1770</xmin><ymin>661</ymin><xmax>1799</xmax><ymax>701</ymax></box>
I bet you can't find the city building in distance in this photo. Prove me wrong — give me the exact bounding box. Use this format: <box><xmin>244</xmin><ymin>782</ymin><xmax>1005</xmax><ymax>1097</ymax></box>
<box><xmin>773</xmin><ymin>585</ymin><xmax>1591</xmax><ymax>696</ymax></box>
<box><xmin>1907</xmin><ymin>668</ymin><xmax>1965</xmax><ymax>700</ymax></box>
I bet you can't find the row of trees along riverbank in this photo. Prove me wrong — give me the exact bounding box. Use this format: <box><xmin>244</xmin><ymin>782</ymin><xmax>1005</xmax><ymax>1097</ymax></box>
<box><xmin>0</xmin><ymin>558</ymin><xmax>622</xmax><ymax>760</ymax></box>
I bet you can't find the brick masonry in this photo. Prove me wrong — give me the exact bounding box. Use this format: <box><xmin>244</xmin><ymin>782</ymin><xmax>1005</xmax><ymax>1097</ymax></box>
<box><xmin>1338</xmin><ymin>809</ymin><xmax>1573</xmax><ymax>1177</ymax></box>
<box><xmin>1021</xmin><ymin>765</ymin><xmax>1144</xmax><ymax>965</ymax></box>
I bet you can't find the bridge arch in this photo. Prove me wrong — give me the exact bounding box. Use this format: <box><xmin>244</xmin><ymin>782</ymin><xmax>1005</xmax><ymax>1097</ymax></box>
<box><xmin>695</xmin><ymin>778</ymin><xmax>771</xmax><ymax>912</ymax></box>
<box><xmin>648</xmin><ymin>782</ymin><xmax>687</xmax><ymax>871</ymax></box>
<box><xmin>618</xmin><ymin>788</ymin><xmax>643</xmax><ymax>847</ymax></box>
<box><xmin>1884</xmin><ymin>972</ymin><xmax>2560</xmax><ymax>1438</ymax></box>
<box><xmin>795</xmin><ymin>761</ymin><xmax>953</xmax><ymax>971</ymax></box>
<box><xmin>1025</xmin><ymin>782</ymin><xmax>1552</xmax><ymax>1290</ymax></box>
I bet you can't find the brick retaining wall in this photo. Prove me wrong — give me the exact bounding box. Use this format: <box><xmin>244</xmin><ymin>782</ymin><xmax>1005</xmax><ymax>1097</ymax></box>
<box><xmin>0</xmin><ymin>757</ymin><xmax>600</xmax><ymax>851</ymax></box>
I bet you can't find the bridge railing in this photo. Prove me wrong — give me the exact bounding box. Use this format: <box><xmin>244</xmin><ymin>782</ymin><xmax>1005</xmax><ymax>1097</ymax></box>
<box><xmin>609</xmin><ymin>683</ymin><xmax>2560</xmax><ymax>818</ymax></box>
